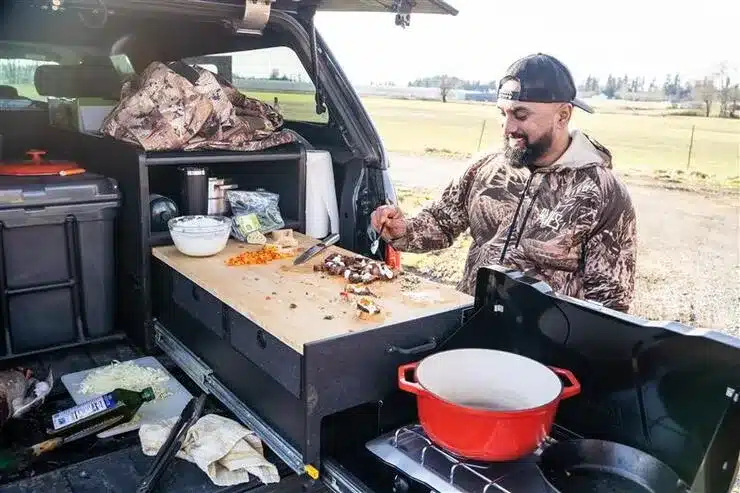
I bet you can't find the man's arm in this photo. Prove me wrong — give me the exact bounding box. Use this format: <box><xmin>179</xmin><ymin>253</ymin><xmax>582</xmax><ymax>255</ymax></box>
<box><xmin>582</xmin><ymin>181</ymin><xmax>637</xmax><ymax>312</ymax></box>
<box><xmin>390</xmin><ymin>155</ymin><xmax>490</xmax><ymax>253</ymax></box>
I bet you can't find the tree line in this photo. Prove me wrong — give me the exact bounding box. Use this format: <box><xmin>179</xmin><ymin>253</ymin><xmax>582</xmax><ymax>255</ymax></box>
<box><xmin>407</xmin><ymin>63</ymin><xmax>738</xmax><ymax>118</ymax></box>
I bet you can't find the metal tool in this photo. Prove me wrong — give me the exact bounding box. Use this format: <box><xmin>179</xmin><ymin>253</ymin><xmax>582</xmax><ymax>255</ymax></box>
<box><xmin>136</xmin><ymin>392</ymin><xmax>207</xmax><ymax>493</ymax></box>
<box><xmin>293</xmin><ymin>233</ymin><xmax>340</xmax><ymax>265</ymax></box>
<box><xmin>370</xmin><ymin>199</ymin><xmax>394</xmax><ymax>256</ymax></box>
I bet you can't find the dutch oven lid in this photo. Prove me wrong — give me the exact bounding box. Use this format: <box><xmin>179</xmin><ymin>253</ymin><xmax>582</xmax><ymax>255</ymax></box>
<box><xmin>0</xmin><ymin>150</ymin><xmax>85</xmax><ymax>176</ymax></box>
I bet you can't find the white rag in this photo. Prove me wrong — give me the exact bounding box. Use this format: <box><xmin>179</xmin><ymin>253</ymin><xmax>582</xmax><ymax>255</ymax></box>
<box><xmin>139</xmin><ymin>413</ymin><xmax>280</xmax><ymax>486</ymax></box>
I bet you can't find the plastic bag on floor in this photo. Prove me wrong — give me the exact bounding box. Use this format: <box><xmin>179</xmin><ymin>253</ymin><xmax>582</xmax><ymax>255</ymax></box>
<box><xmin>227</xmin><ymin>189</ymin><xmax>285</xmax><ymax>240</ymax></box>
<box><xmin>139</xmin><ymin>414</ymin><xmax>280</xmax><ymax>486</ymax></box>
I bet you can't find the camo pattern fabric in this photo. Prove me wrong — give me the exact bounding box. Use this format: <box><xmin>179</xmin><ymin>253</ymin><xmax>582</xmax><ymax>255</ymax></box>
<box><xmin>101</xmin><ymin>62</ymin><xmax>298</xmax><ymax>151</ymax></box>
<box><xmin>391</xmin><ymin>130</ymin><xmax>637</xmax><ymax>312</ymax></box>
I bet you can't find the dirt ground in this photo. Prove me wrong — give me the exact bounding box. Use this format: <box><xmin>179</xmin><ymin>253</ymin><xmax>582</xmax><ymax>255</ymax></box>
<box><xmin>387</xmin><ymin>152</ymin><xmax>740</xmax><ymax>336</ymax></box>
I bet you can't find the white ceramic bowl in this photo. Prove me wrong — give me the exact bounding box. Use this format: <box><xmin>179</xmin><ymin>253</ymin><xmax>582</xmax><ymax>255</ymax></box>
<box><xmin>168</xmin><ymin>215</ymin><xmax>232</xmax><ymax>257</ymax></box>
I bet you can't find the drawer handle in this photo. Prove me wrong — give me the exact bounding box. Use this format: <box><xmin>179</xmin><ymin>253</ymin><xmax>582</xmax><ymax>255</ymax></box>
<box><xmin>386</xmin><ymin>337</ymin><xmax>437</xmax><ymax>355</ymax></box>
<box><xmin>256</xmin><ymin>329</ymin><xmax>267</xmax><ymax>349</ymax></box>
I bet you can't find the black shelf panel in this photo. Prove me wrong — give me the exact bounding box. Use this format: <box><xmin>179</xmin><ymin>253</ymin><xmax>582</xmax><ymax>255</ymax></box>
<box><xmin>145</xmin><ymin>146</ymin><xmax>303</xmax><ymax>166</ymax></box>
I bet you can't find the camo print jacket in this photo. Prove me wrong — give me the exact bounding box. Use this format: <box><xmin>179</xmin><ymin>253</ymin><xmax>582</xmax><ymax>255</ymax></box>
<box><xmin>391</xmin><ymin>130</ymin><xmax>637</xmax><ymax>312</ymax></box>
<box><xmin>101</xmin><ymin>61</ymin><xmax>299</xmax><ymax>152</ymax></box>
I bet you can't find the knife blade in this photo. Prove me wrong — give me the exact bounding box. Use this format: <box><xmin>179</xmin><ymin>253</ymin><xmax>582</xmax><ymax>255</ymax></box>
<box><xmin>293</xmin><ymin>233</ymin><xmax>340</xmax><ymax>265</ymax></box>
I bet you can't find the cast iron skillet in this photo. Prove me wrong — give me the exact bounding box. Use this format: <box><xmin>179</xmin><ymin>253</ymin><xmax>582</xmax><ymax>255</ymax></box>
<box><xmin>538</xmin><ymin>439</ymin><xmax>691</xmax><ymax>493</ymax></box>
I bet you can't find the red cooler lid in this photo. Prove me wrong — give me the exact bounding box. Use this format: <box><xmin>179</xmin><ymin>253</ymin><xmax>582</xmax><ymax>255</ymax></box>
<box><xmin>0</xmin><ymin>150</ymin><xmax>86</xmax><ymax>176</ymax></box>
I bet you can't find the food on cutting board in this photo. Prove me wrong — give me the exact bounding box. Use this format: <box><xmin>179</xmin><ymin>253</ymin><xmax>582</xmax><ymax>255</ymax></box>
<box><xmin>314</xmin><ymin>253</ymin><xmax>395</xmax><ymax>284</ymax></box>
<box><xmin>400</xmin><ymin>272</ymin><xmax>423</xmax><ymax>292</ymax></box>
<box><xmin>269</xmin><ymin>229</ymin><xmax>299</xmax><ymax>248</ymax></box>
<box><xmin>78</xmin><ymin>360</ymin><xmax>172</xmax><ymax>401</ymax></box>
<box><xmin>226</xmin><ymin>244</ymin><xmax>293</xmax><ymax>266</ymax></box>
<box><xmin>345</xmin><ymin>283</ymin><xmax>377</xmax><ymax>297</ymax></box>
<box><xmin>246</xmin><ymin>231</ymin><xmax>267</xmax><ymax>245</ymax></box>
<box><xmin>357</xmin><ymin>297</ymin><xmax>381</xmax><ymax>315</ymax></box>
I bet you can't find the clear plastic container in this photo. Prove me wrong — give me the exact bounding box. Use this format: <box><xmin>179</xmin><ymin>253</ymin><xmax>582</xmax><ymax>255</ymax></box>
<box><xmin>168</xmin><ymin>215</ymin><xmax>231</xmax><ymax>257</ymax></box>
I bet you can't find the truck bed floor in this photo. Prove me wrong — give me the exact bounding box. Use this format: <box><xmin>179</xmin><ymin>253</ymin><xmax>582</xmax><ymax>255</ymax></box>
<box><xmin>0</xmin><ymin>340</ymin><xmax>297</xmax><ymax>492</ymax></box>
<box><xmin>0</xmin><ymin>444</ymin><xmax>300</xmax><ymax>493</ymax></box>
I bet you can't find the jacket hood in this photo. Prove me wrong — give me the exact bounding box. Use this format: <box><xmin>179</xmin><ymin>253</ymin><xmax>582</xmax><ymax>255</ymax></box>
<box><xmin>547</xmin><ymin>129</ymin><xmax>613</xmax><ymax>172</ymax></box>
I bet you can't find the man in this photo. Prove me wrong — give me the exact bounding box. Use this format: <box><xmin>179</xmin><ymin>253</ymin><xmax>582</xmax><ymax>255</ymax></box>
<box><xmin>371</xmin><ymin>53</ymin><xmax>637</xmax><ymax>312</ymax></box>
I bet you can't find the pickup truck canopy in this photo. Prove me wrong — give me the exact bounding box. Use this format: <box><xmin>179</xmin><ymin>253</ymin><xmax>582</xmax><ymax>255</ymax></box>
<box><xmin>52</xmin><ymin>0</ymin><xmax>458</xmax><ymax>17</ymax></box>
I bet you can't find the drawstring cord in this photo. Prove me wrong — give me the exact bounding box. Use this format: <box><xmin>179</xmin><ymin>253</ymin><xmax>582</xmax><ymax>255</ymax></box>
<box><xmin>515</xmin><ymin>183</ymin><xmax>543</xmax><ymax>250</ymax></box>
<box><xmin>499</xmin><ymin>173</ymin><xmax>534</xmax><ymax>263</ymax></box>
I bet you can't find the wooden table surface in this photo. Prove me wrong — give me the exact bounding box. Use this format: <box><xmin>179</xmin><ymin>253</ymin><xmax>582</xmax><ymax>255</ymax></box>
<box><xmin>152</xmin><ymin>233</ymin><xmax>473</xmax><ymax>354</ymax></box>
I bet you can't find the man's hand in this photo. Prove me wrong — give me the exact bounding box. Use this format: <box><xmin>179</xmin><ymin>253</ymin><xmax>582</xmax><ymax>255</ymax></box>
<box><xmin>371</xmin><ymin>205</ymin><xmax>407</xmax><ymax>241</ymax></box>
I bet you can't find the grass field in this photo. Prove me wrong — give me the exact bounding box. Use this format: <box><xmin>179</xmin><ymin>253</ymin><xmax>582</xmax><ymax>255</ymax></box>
<box><xmin>251</xmin><ymin>90</ymin><xmax>740</xmax><ymax>183</ymax></box>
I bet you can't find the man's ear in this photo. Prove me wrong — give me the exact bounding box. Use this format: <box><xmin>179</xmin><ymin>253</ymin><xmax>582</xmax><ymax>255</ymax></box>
<box><xmin>557</xmin><ymin>104</ymin><xmax>573</xmax><ymax>128</ymax></box>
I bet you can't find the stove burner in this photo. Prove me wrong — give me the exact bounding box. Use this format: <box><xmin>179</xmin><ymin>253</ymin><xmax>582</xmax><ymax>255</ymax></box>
<box><xmin>367</xmin><ymin>424</ymin><xmax>580</xmax><ymax>493</ymax></box>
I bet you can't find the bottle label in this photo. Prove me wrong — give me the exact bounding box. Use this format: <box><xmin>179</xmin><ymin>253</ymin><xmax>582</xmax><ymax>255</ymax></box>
<box><xmin>51</xmin><ymin>393</ymin><xmax>116</xmax><ymax>431</ymax></box>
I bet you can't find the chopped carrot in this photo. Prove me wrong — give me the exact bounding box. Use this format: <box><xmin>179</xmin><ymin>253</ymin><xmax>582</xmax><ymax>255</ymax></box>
<box><xmin>226</xmin><ymin>245</ymin><xmax>292</xmax><ymax>266</ymax></box>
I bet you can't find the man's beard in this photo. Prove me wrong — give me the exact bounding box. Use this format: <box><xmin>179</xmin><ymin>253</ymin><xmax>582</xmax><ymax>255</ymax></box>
<box><xmin>504</xmin><ymin>131</ymin><xmax>553</xmax><ymax>168</ymax></box>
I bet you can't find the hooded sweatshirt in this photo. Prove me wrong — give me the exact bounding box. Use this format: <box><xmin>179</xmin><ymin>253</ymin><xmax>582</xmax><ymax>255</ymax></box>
<box><xmin>391</xmin><ymin>130</ymin><xmax>637</xmax><ymax>312</ymax></box>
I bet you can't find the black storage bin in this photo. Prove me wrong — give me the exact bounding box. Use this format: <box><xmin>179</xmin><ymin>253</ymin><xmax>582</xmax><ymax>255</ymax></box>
<box><xmin>0</xmin><ymin>172</ymin><xmax>121</xmax><ymax>357</ymax></box>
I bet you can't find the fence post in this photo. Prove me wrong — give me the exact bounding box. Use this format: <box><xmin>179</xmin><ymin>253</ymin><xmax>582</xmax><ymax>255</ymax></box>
<box><xmin>686</xmin><ymin>124</ymin><xmax>695</xmax><ymax>170</ymax></box>
<box><xmin>477</xmin><ymin>119</ymin><xmax>487</xmax><ymax>152</ymax></box>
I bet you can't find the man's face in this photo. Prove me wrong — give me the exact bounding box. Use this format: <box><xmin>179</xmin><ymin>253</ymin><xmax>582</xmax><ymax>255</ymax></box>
<box><xmin>497</xmin><ymin>79</ymin><xmax>565</xmax><ymax>168</ymax></box>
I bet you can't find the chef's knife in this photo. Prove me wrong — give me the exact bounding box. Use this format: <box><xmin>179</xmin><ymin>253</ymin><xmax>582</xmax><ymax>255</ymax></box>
<box><xmin>293</xmin><ymin>233</ymin><xmax>340</xmax><ymax>265</ymax></box>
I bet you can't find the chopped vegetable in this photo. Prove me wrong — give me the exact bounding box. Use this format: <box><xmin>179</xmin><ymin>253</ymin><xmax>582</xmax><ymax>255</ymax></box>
<box><xmin>226</xmin><ymin>245</ymin><xmax>292</xmax><ymax>266</ymax></box>
<box><xmin>357</xmin><ymin>297</ymin><xmax>381</xmax><ymax>315</ymax></box>
<box><xmin>78</xmin><ymin>360</ymin><xmax>171</xmax><ymax>400</ymax></box>
<box><xmin>246</xmin><ymin>231</ymin><xmax>267</xmax><ymax>245</ymax></box>
<box><xmin>269</xmin><ymin>229</ymin><xmax>299</xmax><ymax>248</ymax></box>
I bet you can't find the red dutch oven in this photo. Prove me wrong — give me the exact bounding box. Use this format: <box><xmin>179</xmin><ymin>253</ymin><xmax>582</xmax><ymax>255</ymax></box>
<box><xmin>398</xmin><ymin>348</ymin><xmax>581</xmax><ymax>461</ymax></box>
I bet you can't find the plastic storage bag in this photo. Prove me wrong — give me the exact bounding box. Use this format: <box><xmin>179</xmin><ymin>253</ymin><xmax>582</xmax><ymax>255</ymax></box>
<box><xmin>227</xmin><ymin>189</ymin><xmax>285</xmax><ymax>241</ymax></box>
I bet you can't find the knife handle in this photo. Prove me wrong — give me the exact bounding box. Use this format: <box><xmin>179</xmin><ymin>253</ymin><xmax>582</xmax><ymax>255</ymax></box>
<box><xmin>322</xmin><ymin>233</ymin><xmax>340</xmax><ymax>247</ymax></box>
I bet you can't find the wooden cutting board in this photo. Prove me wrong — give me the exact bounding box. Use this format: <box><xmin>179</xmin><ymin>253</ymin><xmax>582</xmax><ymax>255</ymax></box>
<box><xmin>152</xmin><ymin>233</ymin><xmax>473</xmax><ymax>354</ymax></box>
<box><xmin>61</xmin><ymin>357</ymin><xmax>193</xmax><ymax>438</ymax></box>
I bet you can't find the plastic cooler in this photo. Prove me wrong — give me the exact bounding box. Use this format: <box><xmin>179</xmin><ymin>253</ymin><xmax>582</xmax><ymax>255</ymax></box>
<box><xmin>0</xmin><ymin>155</ymin><xmax>121</xmax><ymax>357</ymax></box>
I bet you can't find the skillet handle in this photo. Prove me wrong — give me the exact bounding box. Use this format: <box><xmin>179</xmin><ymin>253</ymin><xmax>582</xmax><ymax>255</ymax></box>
<box><xmin>398</xmin><ymin>362</ymin><xmax>425</xmax><ymax>396</ymax></box>
<box><xmin>550</xmin><ymin>367</ymin><xmax>581</xmax><ymax>399</ymax></box>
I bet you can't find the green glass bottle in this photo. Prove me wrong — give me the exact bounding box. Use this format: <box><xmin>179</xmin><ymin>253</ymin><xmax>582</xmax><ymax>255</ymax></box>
<box><xmin>48</xmin><ymin>387</ymin><xmax>155</xmax><ymax>436</ymax></box>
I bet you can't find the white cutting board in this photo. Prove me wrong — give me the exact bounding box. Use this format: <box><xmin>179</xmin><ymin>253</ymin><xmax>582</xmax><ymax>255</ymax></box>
<box><xmin>61</xmin><ymin>356</ymin><xmax>193</xmax><ymax>438</ymax></box>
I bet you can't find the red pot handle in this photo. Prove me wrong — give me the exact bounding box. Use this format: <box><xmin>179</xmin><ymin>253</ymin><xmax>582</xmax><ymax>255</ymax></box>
<box><xmin>398</xmin><ymin>362</ymin><xmax>425</xmax><ymax>396</ymax></box>
<box><xmin>550</xmin><ymin>367</ymin><xmax>581</xmax><ymax>400</ymax></box>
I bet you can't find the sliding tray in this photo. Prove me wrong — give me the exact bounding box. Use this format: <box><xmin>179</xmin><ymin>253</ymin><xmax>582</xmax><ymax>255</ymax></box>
<box><xmin>151</xmin><ymin>234</ymin><xmax>473</xmax><ymax>479</ymax></box>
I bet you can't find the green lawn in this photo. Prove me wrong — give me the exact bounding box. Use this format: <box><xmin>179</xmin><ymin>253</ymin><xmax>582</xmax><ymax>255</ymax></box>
<box><xmin>358</xmin><ymin>96</ymin><xmax>740</xmax><ymax>180</ymax></box>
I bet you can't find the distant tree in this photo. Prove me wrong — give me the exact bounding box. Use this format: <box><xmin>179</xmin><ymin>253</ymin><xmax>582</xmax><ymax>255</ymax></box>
<box><xmin>730</xmin><ymin>84</ymin><xmax>739</xmax><ymax>118</ymax></box>
<box><xmin>695</xmin><ymin>77</ymin><xmax>716</xmax><ymax>117</ymax></box>
<box><xmin>604</xmin><ymin>74</ymin><xmax>618</xmax><ymax>99</ymax></box>
<box><xmin>440</xmin><ymin>75</ymin><xmax>452</xmax><ymax>103</ymax></box>
<box><xmin>716</xmin><ymin>63</ymin><xmax>734</xmax><ymax>118</ymax></box>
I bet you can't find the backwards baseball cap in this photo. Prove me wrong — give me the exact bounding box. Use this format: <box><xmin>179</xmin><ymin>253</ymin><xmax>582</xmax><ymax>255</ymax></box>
<box><xmin>497</xmin><ymin>53</ymin><xmax>594</xmax><ymax>114</ymax></box>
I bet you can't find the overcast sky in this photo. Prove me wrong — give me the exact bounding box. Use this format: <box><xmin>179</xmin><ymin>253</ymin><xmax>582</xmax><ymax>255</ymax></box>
<box><xmin>313</xmin><ymin>0</ymin><xmax>739</xmax><ymax>86</ymax></box>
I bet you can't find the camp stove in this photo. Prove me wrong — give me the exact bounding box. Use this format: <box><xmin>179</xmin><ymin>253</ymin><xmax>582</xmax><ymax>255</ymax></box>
<box><xmin>366</xmin><ymin>423</ymin><xmax>580</xmax><ymax>493</ymax></box>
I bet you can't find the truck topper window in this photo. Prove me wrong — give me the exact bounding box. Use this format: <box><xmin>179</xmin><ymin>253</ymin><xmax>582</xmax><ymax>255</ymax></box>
<box><xmin>185</xmin><ymin>47</ymin><xmax>329</xmax><ymax>124</ymax></box>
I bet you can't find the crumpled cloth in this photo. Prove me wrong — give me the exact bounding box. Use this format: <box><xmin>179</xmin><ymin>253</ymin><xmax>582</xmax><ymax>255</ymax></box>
<box><xmin>139</xmin><ymin>413</ymin><xmax>280</xmax><ymax>486</ymax></box>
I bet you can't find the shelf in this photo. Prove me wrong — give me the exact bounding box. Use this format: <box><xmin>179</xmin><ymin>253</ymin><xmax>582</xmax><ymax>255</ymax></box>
<box><xmin>145</xmin><ymin>145</ymin><xmax>303</xmax><ymax>166</ymax></box>
<box><xmin>148</xmin><ymin>219</ymin><xmax>303</xmax><ymax>247</ymax></box>
<box><xmin>150</xmin><ymin>230</ymin><xmax>172</xmax><ymax>247</ymax></box>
